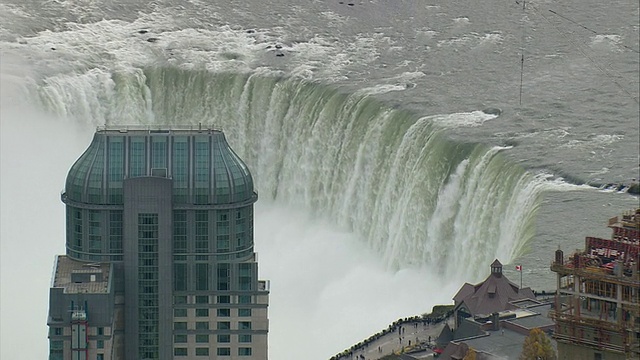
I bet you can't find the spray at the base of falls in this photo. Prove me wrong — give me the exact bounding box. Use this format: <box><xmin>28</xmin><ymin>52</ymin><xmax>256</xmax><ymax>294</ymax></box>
<box><xmin>30</xmin><ymin>67</ymin><xmax>546</xmax><ymax>282</ymax></box>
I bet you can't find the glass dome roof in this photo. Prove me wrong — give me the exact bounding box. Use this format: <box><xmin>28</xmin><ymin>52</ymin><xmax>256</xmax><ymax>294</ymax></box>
<box><xmin>64</xmin><ymin>128</ymin><xmax>256</xmax><ymax>205</ymax></box>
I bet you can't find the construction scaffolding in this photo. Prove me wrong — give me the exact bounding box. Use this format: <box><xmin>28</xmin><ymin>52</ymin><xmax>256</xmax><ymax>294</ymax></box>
<box><xmin>550</xmin><ymin>208</ymin><xmax>640</xmax><ymax>360</ymax></box>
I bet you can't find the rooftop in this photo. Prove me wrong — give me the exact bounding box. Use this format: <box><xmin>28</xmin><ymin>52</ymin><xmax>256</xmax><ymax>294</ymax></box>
<box><xmin>442</xmin><ymin>303</ymin><xmax>557</xmax><ymax>359</ymax></box>
<box><xmin>456</xmin><ymin>327</ymin><xmax>527</xmax><ymax>360</ymax></box>
<box><xmin>505</xmin><ymin>305</ymin><xmax>554</xmax><ymax>330</ymax></box>
<box><xmin>453</xmin><ymin>259</ymin><xmax>536</xmax><ymax>317</ymax></box>
<box><xmin>52</xmin><ymin>255</ymin><xmax>111</xmax><ymax>294</ymax></box>
<box><xmin>95</xmin><ymin>124</ymin><xmax>223</xmax><ymax>134</ymax></box>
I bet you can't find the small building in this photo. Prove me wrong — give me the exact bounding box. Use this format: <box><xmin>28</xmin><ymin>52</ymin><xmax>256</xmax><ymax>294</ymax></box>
<box><xmin>452</xmin><ymin>260</ymin><xmax>536</xmax><ymax>328</ymax></box>
<box><xmin>435</xmin><ymin>259</ymin><xmax>554</xmax><ymax>360</ymax></box>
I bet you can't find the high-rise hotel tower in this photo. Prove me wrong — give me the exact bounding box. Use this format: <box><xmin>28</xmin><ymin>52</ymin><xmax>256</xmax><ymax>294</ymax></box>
<box><xmin>47</xmin><ymin>127</ymin><xmax>269</xmax><ymax>360</ymax></box>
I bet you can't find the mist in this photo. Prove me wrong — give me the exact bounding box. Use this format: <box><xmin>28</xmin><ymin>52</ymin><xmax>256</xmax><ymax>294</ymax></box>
<box><xmin>254</xmin><ymin>204</ymin><xmax>458</xmax><ymax>359</ymax></box>
<box><xmin>0</xmin><ymin>105</ymin><xmax>94</xmax><ymax>359</ymax></box>
<box><xmin>0</xmin><ymin>81</ymin><xmax>458</xmax><ymax>360</ymax></box>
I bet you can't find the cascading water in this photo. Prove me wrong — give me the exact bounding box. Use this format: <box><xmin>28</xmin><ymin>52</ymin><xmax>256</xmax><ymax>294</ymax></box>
<box><xmin>32</xmin><ymin>67</ymin><xmax>545</xmax><ymax>282</ymax></box>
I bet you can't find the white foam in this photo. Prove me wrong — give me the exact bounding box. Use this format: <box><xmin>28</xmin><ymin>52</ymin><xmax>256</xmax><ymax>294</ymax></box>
<box><xmin>590</xmin><ymin>34</ymin><xmax>623</xmax><ymax>52</ymax></box>
<box><xmin>355</xmin><ymin>83</ymin><xmax>407</xmax><ymax>95</ymax></box>
<box><xmin>478</xmin><ymin>32</ymin><xmax>504</xmax><ymax>46</ymax></box>
<box><xmin>560</xmin><ymin>133</ymin><xmax>624</xmax><ymax>149</ymax></box>
<box><xmin>426</xmin><ymin>110</ymin><xmax>499</xmax><ymax>128</ymax></box>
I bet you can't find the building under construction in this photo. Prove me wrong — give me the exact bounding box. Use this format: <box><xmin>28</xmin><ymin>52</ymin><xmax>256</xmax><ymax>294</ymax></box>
<box><xmin>550</xmin><ymin>208</ymin><xmax>640</xmax><ymax>360</ymax></box>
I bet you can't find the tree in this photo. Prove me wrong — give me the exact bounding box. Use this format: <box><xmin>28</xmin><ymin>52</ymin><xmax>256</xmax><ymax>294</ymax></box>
<box><xmin>520</xmin><ymin>328</ymin><xmax>557</xmax><ymax>360</ymax></box>
<box><xmin>463</xmin><ymin>347</ymin><xmax>477</xmax><ymax>360</ymax></box>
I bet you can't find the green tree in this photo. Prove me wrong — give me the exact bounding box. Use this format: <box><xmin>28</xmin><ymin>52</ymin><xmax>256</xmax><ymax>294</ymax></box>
<box><xmin>519</xmin><ymin>328</ymin><xmax>557</xmax><ymax>360</ymax></box>
<box><xmin>463</xmin><ymin>347</ymin><xmax>477</xmax><ymax>360</ymax></box>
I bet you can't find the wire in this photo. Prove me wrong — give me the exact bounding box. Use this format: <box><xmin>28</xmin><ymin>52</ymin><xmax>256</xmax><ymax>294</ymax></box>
<box><xmin>548</xmin><ymin>9</ymin><xmax>639</xmax><ymax>54</ymax></box>
<box><xmin>527</xmin><ymin>3</ymin><xmax>639</xmax><ymax>104</ymax></box>
<box><xmin>518</xmin><ymin>0</ymin><xmax>526</xmax><ymax>105</ymax></box>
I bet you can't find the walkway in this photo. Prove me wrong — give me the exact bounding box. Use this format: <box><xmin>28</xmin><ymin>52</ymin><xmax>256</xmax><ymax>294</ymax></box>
<box><xmin>332</xmin><ymin>317</ymin><xmax>454</xmax><ymax>360</ymax></box>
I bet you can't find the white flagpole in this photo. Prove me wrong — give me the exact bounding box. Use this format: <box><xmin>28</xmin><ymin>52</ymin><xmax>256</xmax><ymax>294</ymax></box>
<box><xmin>516</xmin><ymin>265</ymin><xmax>522</xmax><ymax>289</ymax></box>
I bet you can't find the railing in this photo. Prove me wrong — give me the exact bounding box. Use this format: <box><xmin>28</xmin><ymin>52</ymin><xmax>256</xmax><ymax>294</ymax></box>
<box><xmin>96</xmin><ymin>124</ymin><xmax>223</xmax><ymax>133</ymax></box>
<box><xmin>553</xmin><ymin>332</ymin><xmax>626</xmax><ymax>354</ymax></box>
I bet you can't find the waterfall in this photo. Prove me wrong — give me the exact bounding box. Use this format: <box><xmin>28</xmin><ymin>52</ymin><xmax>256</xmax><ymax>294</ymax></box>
<box><xmin>32</xmin><ymin>66</ymin><xmax>543</xmax><ymax>282</ymax></box>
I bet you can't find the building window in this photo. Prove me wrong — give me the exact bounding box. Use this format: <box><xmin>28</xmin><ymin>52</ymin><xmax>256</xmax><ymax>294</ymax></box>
<box><xmin>217</xmin><ymin>348</ymin><xmax>231</xmax><ymax>356</ymax></box>
<box><xmin>51</xmin><ymin>327</ymin><xmax>63</xmax><ymax>336</ymax></box>
<box><xmin>174</xmin><ymin>322</ymin><xmax>187</xmax><ymax>330</ymax></box>
<box><xmin>97</xmin><ymin>340</ymin><xmax>104</xmax><ymax>349</ymax></box>
<box><xmin>174</xmin><ymin>348</ymin><xmax>188</xmax><ymax>356</ymax></box>
<box><xmin>196</xmin><ymin>321</ymin><xmax>209</xmax><ymax>330</ymax></box>
<box><xmin>195</xmin><ymin>210</ymin><xmax>209</xmax><ymax>252</ymax></box>
<box><xmin>86</xmin><ymin>146</ymin><xmax>104</xmax><ymax>204</ymax></box>
<box><xmin>238</xmin><ymin>308</ymin><xmax>251</xmax><ymax>317</ymax></box>
<box><xmin>97</xmin><ymin>354</ymin><xmax>104</xmax><ymax>360</ymax></box>
<box><xmin>49</xmin><ymin>339</ymin><xmax>63</xmax><ymax>360</ymax></box>
<box><xmin>194</xmin><ymin>138</ymin><xmax>210</xmax><ymax>201</ymax></box>
<box><xmin>217</xmin><ymin>263</ymin><xmax>230</xmax><ymax>290</ymax></box>
<box><xmin>174</xmin><ymin>263</ymin><xmax>188</xmax><ymax>292</ymax></box>
<box><xmin>109</xmin><ymin>211</ymin><xmax>123</xmax><ymax>252</ymax></box>
<box><xmin>173</xmin><ymin>210</ymin><xmax>187</xmax><ymax>253</ymax></box>
<box><xmin>239</xmin><ymin>347</ymin><xmax>252</xmax><ymax>356</ymax></box>
<box><xmin>174</xmin><ymin>334</ymin><xmax>187</xmax><ymax>343</ymax></box>
<box><xmin>195</xmin><ymin>295</ymin><xmax>209</xmax><ymax>304</ymax></box>
<box><xmin>174</xmin><ymin>295</ymin><xmax>188</xmax><ymax>304</ymax></box>
<box><xmin>239</xmin><ymin>321</ymin><xmax>251</xmax><ymax>330</ymax></box>
<box><xmin>129</xmin><ymin>137</ymin><xmax>146</xmax><ymax>177</ymax></box>
<box><xmin>97</xmin><ymin>327</ymin><xmax>104</xmax><ymax>336</ymax></box>
<box><xmin>88</xmin><ymin>210</ymin><xmax>102</xmax><ymax>253</ymax></box>
<box><xmin>195</xmin><ymin>308</ymin><xmax>209</xmax><ymax>317</ymax></box>
<box><xmin>174</xmin><ymin>308</ymin><xmax>187</xmax><ymax>317</ymax></box>
<box><xmin>196</xmin><ymin>334</ymin><xmax>209</xmax><ymax>343</ymax></box>
<box><xmin>137</xmin><ymin>213</ymin><xmax>159</xmax><ymax>360</ymax></box>
<box><xmin>151</xmin><ymin>137</ymin><xmax>166</xmax><ymax>169</ymax></box>
<box><xmin>217</xmin><ymin>308</ymin><xmax>230</xmax><ymax>317</ymax></box>
<box><xmin>217</xmin><ymin>295</ymin><xmax>230</xmax><ymax>304</ymax></box>
<box><xmin>195</xmin><ymin>263</ymin><xmax>209</xmax><ymax>291</ymax></box>
<box><xmin>238</xmin><ymin>295</ymin><xmax>251</xmax><ymax>304</ymax></box>
<box><xmin>238</xmin><ymin>334</ymin><xmax>252</xmax><ymax>343</ymax></box>
<box><xmin>238</xmin><ymin>263</ymin><xmax>252</xmax><ymax>290</ymax></box>
<box><xmin>217</xmin><ymin>321</ymin><xmax>231</xmax><ymax>330</ymax></box>
<box><xmin>107</xmin><ymin>139</ymin><xmax>124</xmax><ymax>203</ymax></box>
<box><xmin>71</xmin><ymin>208</ymin><xmax>83</xmax><ymax>249</ymax></box>
<box><xmin>172</xmin><ymin>137</ymin><xmax>188</xmax><ymax>203</ymax></box>
<box><xmin>218</xmin><ymin>334</ymin><xmax>230</xmax><ymax>343</ymax></box>
<box><xmin>217</xmin><ymin>235</ymin><xmax>230</xmax><ymax>253</ymax></box>
<box><xmin>196</xmin><ymin>348</ymin><xmax>210</xmax><ymax>356</ymax></box>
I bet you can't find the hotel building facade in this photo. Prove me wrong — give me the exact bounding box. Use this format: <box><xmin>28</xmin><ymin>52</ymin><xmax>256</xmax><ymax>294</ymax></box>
<box><xmin>47</xmin><ymin>127</ymin><xmax>269</xmax><ymax>360</ymax></box>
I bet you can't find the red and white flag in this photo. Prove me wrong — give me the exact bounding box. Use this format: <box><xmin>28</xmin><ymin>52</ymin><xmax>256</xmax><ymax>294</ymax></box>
<box><xmin>515</xmin><ymin>265</ymin><xmax>522</xmax><ymax>271</ymax></box>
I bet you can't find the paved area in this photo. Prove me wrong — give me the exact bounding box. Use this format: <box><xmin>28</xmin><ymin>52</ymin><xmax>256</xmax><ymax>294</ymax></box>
<box><xmin>333</xmin><ymin>317</ymin><xmax>454</xmax><ymax>360</ymax></box>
